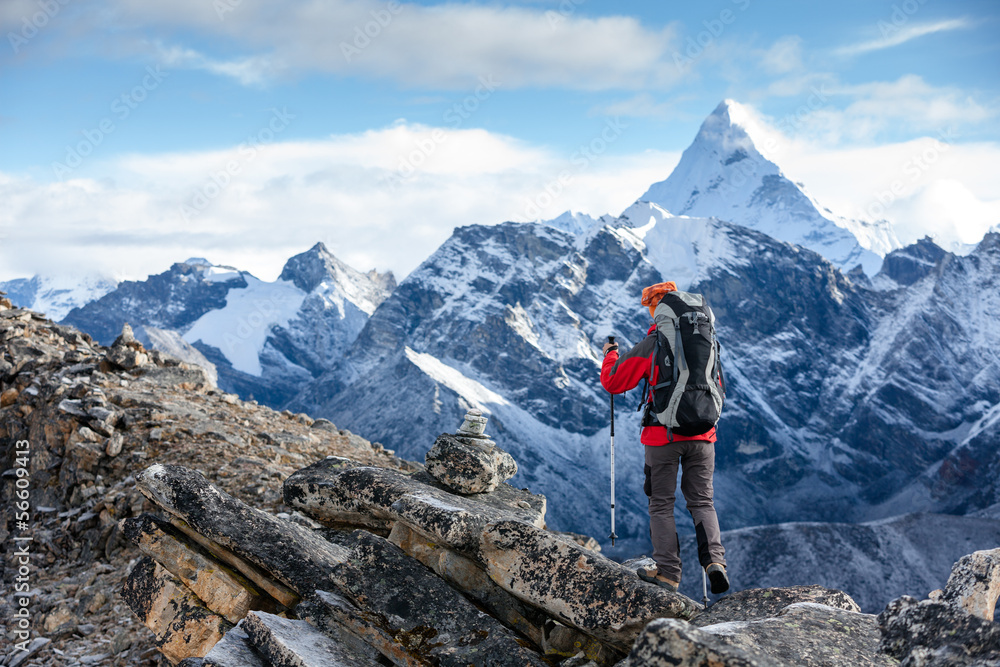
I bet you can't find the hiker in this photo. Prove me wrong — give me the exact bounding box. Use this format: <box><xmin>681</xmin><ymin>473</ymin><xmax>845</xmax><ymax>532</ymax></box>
<box><xmin>600</xmin><ymin>281</ymin><xmax>729</xmax><ymax>595</ymax></box>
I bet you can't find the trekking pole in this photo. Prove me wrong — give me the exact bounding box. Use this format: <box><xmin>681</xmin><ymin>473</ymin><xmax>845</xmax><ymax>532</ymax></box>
<box><xmin>608</xmin><ymin>336</ymin><xmax>618</xmax><ymax>547</ymax></box>
<box><xmin>702</xmin><ymin>568</ymin><xmax>710</xmax><ymax>607</ymax></box>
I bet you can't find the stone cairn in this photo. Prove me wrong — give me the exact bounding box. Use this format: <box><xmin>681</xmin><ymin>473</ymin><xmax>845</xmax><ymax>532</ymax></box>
<box><xmin>117</xmin><ymin>402</ymin><xmax>1000</xmax><ymax>666</ymax></box>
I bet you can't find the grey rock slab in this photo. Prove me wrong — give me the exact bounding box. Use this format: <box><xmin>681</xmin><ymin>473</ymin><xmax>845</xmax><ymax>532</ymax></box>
<box><xmin>203</xmin><ymin>624</ymin><xmax>266</xmax><ymax>667</ymax></box>
<box><xmin>700</xmin><ymin>602</ymin><xmax>891</xmax><ymax>667</ymax></box>
<box><xmin>330</xmin><ymin>529</ymin><xmax>548</xmax><ymax>667</ymax></box>
<box><xmin>242</xmin><ymin>611</ymin><xmax>370</xmax><ymax>667</ymax></box>
<box><xmin>424</xmin><ymin>433</ymin><xmax>517</xmax><ymax>494</ymax></box>
<box><xmin>136</xmin><ymin>463</ymin><xmax>349</xmax><ymax>596</ymax></box>
<box><xmin>481</xmin><ymin>520</ymin><xmax>702</xmax><ymax>653</ymax></box>
<box><xmin>625</xmin><ymin>618</ymin><xmax>784</xmax><ymax>667</ymax></box>
<box><xmin>879</xmin><ymin>595</ymin><xmax>1000</xmax><ymax>665</ymax></box>
<box><xmin>690</xmin><ymin>584</ymin><xmax>861</xmax><ymax>627</ymax></box>
<box><xmin>282</xmin><ymin>457</ymin><xmax>543</xmax><ymax>558</ymax></box>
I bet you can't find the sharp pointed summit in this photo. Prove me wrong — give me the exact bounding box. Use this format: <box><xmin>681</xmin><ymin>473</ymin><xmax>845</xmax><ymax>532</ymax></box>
<box><xmin>640</xmin><ymin>100</ymin><xmax>899</xmax><ymax>274</ymax></box>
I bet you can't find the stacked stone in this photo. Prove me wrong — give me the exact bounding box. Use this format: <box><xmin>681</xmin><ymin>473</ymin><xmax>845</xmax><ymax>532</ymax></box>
<box><xmin>424</xmin><ymin>408</ymin><xmax>517</xmax><ymax>494</ymax></box>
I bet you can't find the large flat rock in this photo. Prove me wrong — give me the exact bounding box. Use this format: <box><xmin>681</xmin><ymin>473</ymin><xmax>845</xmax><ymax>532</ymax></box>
<box><xmin>700</xmin><ymin>602</ymin><xmax>891</xmax><ymax>666</ymax></box>
<box><xmin>136</xmin><ymin>464</ymin><xmax>350</xmax><ymax>596</ymax></box>
<box><xmin>481</xmin><ymin>520</ymin><xmax>701</xmax><ymax>653</ymax></box>
<box><xmin>626</xmin><ymin>618</ymin><xmax>782</xmax><ymax>667</ymax></box>
<box><xmin>283</xmin><ymin>457</ymin><xmax>544</xmax><ymax>558</ymax></box>
<box><xmin>242</xmin><ymin>611</ymin><xmax>371</xmax><ymax>667</ymax></box>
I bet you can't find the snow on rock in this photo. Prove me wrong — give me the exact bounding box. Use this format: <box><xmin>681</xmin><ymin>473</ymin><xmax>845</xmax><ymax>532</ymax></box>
<box><xmin>184</xmin><ymin>276</ymin><xmax>305</xmax><ymax>376</ymax></box>
<box><xmin>0</xmin><ymin>274</ymin><xmax>119</xmax><ymax>321</ymax></box>
<box><xmin>640</xmin><ymin>99</ymin><xmax>900</xmax><ymax>274</ymax></box>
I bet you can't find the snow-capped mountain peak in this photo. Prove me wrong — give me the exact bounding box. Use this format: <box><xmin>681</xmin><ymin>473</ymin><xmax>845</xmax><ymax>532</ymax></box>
<box><xmin>279</xmin><ymin>242</ymin><xmax>395</xmax><ymax>316</ymax></box>
<box><xmin>640</xmin><ymin>100</ymin><xmax>899</xmax><ymax>275</ymax></box>
<box><xmin>0</xmin><ymin>273</ymin><xmax>120</xmax><ymax>321</ymax></box>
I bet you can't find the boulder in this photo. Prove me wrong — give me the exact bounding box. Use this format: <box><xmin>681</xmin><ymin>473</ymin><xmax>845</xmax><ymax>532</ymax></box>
<box><xmin>699</xmin><ymin>602</ymin><xmax>891</xmax><ymax>666</ymax></box>
<box><xmin>136</xmin><ymin>464</ymin><xmax>350</xmax><ymax>596</ymax></box>
<box><xmin>283</xmin><ymin>457</ymin><xmax>544</xmax><ymax>558</ymax></box>
<box><xmin>940</xmin><ymin>547</ymin><xmax>1000</xmax><ymax>622</ymax></box>
<box><xmin>480</xmin><ymin>520</ymin><xmax>702</xmax><ymax>653</ymax></box>
<box><xmin>626</xmin><ymin>618</ymin><xmax>781</xmax><ymax>667</ymax></box>
<box><xmin>120</xmin><ymin>556</ymin><xmax>232</xmax><ymax>664</ymax></box>
<box><xmin>120</xmin><ymin>513</ymin><xmax>274</xmax><ymax>623</ymax></box>
<box><xmin>425</xmin><ymin>433</ymin><xmax>517</xmax><ymax>495</ymax></box>
<box><xmin>241</xmin><ymin>611</ymin><xmax>371</xmax><ymax>667</ymax></box>
<box><xmin>878</xmin><ymin>595</ymin><xmax>1000</xmax><ymax>666</ymax></box>
<box><xmin>690</xmin><ymin>584</ymin><xmax>861</xmax><ymax>627</ymax></box>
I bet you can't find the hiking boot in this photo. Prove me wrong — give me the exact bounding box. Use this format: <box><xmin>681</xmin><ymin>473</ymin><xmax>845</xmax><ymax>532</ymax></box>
<box><xmin>706</xmin><ymin>563</ymin><xmax>729</xmax><ymax>594</ymax></box>
<box><xmin>637</xmin><ymin>566</ymin><xmax>679</xmax><ymax>592</ymax></box>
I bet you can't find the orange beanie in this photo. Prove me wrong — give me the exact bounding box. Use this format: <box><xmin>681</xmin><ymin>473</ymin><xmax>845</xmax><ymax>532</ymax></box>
<box><xmin>641</xmin><ymin>281</ymin><xmax>677</xmax><ymax>318</ymax></box>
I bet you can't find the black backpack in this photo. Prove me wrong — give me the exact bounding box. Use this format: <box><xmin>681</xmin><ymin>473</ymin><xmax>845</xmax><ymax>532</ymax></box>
<box><xmin>640</xmin><ymin>290</ymin><xmax>726</xmax><ymax>436</ymax></box>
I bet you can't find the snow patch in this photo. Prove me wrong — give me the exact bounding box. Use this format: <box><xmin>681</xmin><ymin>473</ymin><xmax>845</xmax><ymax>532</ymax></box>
<box><xmin>184</xmin><ymin>276</ymin><xmax>306</xmax><ymax>376</ymax></box>
<box><xmin>404</xmin><ymin>347</ymin><xmax>509</xmax><ymax>408</ymax></box>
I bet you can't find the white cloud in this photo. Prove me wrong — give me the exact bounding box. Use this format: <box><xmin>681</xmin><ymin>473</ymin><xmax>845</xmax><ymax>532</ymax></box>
<box><xmin>748</xmin><ymin>116</ymin><xmax>1000</xmax><ymax>251</ymax></box>
<box><xmin>760</xmin><ymin>74</ymin><xmax>996</xmax><ymax>145</ymax></box>
<box><xmin>92</xmin><ymin>0</ymin><xmax>684</xmax><ymax>91</ymax></box>
<box><xmin>760</xmin><ymin>35</ymin><xmax>803</xmax><ymax>74</ymax></box>
<box><xmin>155</xmin><ymin>43</ymin><xmax>276</xmax><ymax>87</ymax></box>
<box><xmin>0</xmin><ymin>125</ymin><xmax>677</xmax><ymax>282</ymax></box>
<box><xmin>836</xmin><ymin>18</ymin><xmax>972</xmax><ymax>56</ymax></box>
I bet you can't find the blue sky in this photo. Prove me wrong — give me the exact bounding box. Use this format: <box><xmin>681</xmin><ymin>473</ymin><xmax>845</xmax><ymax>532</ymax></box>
<box><xmin>1</xmin><ymin>0</ymin><xmax>998</xmax><ymax>280</ymax></box>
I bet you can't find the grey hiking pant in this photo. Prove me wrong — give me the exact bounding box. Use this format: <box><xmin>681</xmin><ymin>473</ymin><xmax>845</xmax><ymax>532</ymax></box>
<box><xmin>645</xmin><ymin>441</ymin><xmax>726</xmax><ymax>582</ymax></box>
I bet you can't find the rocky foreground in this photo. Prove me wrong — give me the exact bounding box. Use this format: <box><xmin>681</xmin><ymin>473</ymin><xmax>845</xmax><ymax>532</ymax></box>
<box><xmin>2</xmin><ymin>297</ymin><xmax>1000</xmax><ymax>667</ymax></box>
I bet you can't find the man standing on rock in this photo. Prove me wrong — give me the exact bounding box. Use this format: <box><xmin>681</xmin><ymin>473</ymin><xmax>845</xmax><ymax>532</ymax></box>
<box><xmin>600</xmin><ymin>281</ymin><xmax>729</xmax><ymax>595</ymax></box>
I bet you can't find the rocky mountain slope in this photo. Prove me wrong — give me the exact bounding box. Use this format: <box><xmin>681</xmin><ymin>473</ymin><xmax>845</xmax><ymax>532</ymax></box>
<box><xmin>640</xmin><ymin>99</ymin><xmax>900</xmax><ymax>274</ymax></box>
<box><xmin>60</xmin><ymin>245</ymin><xmax>395</xmax><ymax>407</ymax></box>
<box><xmin>0</xmin><ymin>299</ymin><xmax>408</xmax><ymax>665</ymax></box>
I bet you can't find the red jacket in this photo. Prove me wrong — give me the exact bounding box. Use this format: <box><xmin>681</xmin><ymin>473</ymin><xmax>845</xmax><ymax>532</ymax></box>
<box><xmin>600</xmin><ymin>325</ymin><xmax>717</xmax><ymax>446</ymax></box>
